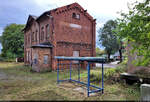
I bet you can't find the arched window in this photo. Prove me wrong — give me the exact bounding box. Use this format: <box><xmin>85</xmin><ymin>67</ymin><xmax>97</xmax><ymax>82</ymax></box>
<box><xmin>46</xmin><ymin>24</ymin><xmax>50</xmax><ymax>40</ymax></box>
<box><xmin>41</xmin><ymin>26</ymin><xmax>44</xmax><ymax>40</ymax></box>
<box><xmin>72</xmin><ymin>13</ymin><xmax>80</xmax><ymax>19</ymax></box>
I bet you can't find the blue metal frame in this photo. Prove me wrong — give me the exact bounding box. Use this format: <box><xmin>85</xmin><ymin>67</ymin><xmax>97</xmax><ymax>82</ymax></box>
<box><xmin>87</xmin><ymin>62</ymin><xmax>90</xmax><ymax>97</ymax></box>
<box><xmin>70</xmin><ymin>61</ymin><xmax>72</xmax><ymax>81</ymax></box>
<box><xmin>78</xmin><ymin>63</ymin><xmax>80</xmax><ymax>81</ymax></box>
<box><xmin>57</xmin><ymin>60</ymin><xmax>59</xmax><ymax>84</ymax></box>
<box><xmin>55</xmin><ymin>56</ymin><xmax>105</xmax><ymax>97</ymax></box>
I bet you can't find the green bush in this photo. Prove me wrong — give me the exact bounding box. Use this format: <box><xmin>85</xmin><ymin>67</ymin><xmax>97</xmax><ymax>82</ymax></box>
<box><xmin>115</xmin><ymin>64</ymin><xmax>126</xmax><ymax>73</ymax></box>
<box><xmin>105</xmin><ymin>68</ymin><xmax>116</xmax><ymax>78</ymax></box>
<box><xmin>0</xmin><ymin>56</ymin><xmax>16</xmax><ymax>62</ymax></box>
<box><xmin>90</xmin><ymin>68</ymin><xmax>117</xmax><ymax>82</ymax></box>
<box><xmin>0</xmin><ymin>57</ymin><xmax>4</xmax><ymax>61</ymax></box>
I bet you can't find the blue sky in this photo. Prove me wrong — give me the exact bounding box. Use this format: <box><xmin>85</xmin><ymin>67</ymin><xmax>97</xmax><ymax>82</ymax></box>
<box><xmin>0</xmin><ymin>0</ymin><xmax>141</xmax><ymax>50</ymax></box>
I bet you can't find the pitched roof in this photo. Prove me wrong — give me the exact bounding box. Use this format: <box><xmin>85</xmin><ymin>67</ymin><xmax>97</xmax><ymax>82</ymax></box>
<box><xmin>23</xmin><ymin>2</ymin><xmax>95</xmax><ymax>31</ymax></box>
<box><xmin>23</xmin><ymin>15</ymin><xmax>37</xmax><ymax>31</ymax></box>
<box><xmin>30</xmin><ymin>15</ymin><xmax>38</xmax><ymax>19</ymax></box>
<box><xmin>50</xmin><ymin>2</ymin><xmax>94</xmax><ymax>21</ymax></box>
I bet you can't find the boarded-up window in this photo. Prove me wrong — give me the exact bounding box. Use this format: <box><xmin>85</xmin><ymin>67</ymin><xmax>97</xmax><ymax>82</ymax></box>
<box><xmin>33</xmin><ymin>53</ymin><xmax>38</xmax><ymax>64</ymax></box>
<box><xmin>26</xmin><ymin>51</ymin><xmax>28</xmax><ymax>61</ymax></box>
<box><xmin>27</xmin><ymin>51</ymin><xmax>30</xmax><ymax>62</ymax></box>
<box><xmin>73</xmin><ymin>51</ymin><xmax>79</xmax><ymax>63</ymax></box>
<box><xmin>43</xmin><ymin>55</ymin><xmax>48</xmax><ymax>64</ymax></box>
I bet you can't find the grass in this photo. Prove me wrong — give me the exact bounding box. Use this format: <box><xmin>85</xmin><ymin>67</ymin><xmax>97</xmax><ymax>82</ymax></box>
<box><xmin>0</xmin><ymin>62</ymin><xmax>140</xmax><ymax>101</ymax></box>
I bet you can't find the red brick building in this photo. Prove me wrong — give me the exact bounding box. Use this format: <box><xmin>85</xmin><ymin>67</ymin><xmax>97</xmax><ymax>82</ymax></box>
<box><xmin>23</xmin><ymin>3</ymin><xmax>96</xmax><ymax>72</ymax></box>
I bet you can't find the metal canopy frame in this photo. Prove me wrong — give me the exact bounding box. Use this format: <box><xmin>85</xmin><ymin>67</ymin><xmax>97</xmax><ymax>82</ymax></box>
<box><xmin>55</xmin><ymin>56</ymin><xmax>105</xmax><ymax>97</ymax></box>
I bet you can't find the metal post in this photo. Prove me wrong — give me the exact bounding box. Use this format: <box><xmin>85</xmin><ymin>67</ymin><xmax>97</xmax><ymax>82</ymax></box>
<box><xmin>102</xmin><ymin>61</ymin><xmax>104</xmax><ymax>93</ymax></box>
<box><xmin>78</xmin><ymin>63</ymin><xmax>80</xmax><ymax>81</ymax></box>
<box><xmin>70</xmin><ymin>61</ymin><xmax>72</xmax><ymax>81</ymax></box>
<box><xmin>57</xmin><ymin>60</ymin><xmax>59</xmax><ymax>84</ymax></box>
<box><xmin>87</xmin><ymin>62</ymin><xmax>90</xmax><ymax>97</ymax></box>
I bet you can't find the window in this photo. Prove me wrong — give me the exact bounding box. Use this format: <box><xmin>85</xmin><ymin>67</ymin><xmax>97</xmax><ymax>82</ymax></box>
<box><xmin>28</xmin><ymin>34</ymin><xmax>30</xmax><ymax>45</ymax></box>
<box><xmin>35</xmin><ymin>30</ymin><xmax>38</xmax><ymax>42</ymax></box>
<box><xmin>72</xmin><ymin>13</ymin><xmax>76</xmax><ymax>18</ymax></box>
<box><xmin>73</xmin><ymin>51</ymin><xmax>79</xmax><ymax>63</ymax></box>
<box><xmin>72</xmin><ymin>13</ymin><xmax>80</xmax><ymax>19</ymax></box>
<box><xmin>41</xmin><ymin>27</ymin><xmax>44</xmax><ymax>40</ymax></box>
<box><xmin>76</xmin><ymin>14</ymin><xmax>80</xmax><ymax>19</ymax></box>
<box><xmin>32</xmin><ymin>32</ymin><xmax>34</xmax><ymax>42</ymax></box>
<box><xmin>43</xmin><ymin>55</ymin><xmax>48</xmax><ymax>64</ymax></box>
<box><xmin>46</xmin><ymin>24</ymin><xmax>50</xmax><ymax>40</ymax></box>
<box><xmin>25</xmin><ymin>36</ymin><xmax>27</xmax><ymax>45</ymax></box>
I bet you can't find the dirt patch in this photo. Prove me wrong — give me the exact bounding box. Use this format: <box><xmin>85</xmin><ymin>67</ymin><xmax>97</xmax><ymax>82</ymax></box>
<box><xmin>22</xmin><ymin>90</ymin><xmax>67</xmax><ymax>100</ymax></box>
<box><xmin>58</xmin><ymin>82</ymin><xmax>101</xmax><ymax>97</ymax></box>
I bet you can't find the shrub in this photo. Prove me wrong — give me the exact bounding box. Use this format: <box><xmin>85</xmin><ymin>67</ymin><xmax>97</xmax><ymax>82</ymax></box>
<box><xmin>0</xmin><ymin>57</ymin><xmax>4</xmax><ymax>61</ymax></box>
<box><xmin>90</xmin><ymin>68</ymin><xmax>117</xmax><ymax>82</ymax></box>
<box><xmin>0</xmin><ymin>57</ymin><xmax>16</xmax><ymax>62</ymax></box>
<box><xmin>115</xmin><ymin>64</ymin><xmax>126</xmax><ymax>73</ymax></box>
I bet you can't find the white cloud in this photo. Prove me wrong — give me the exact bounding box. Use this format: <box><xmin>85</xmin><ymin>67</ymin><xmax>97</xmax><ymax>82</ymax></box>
<box><xmin>96</xmin><ymin>22</ymin><xmax>105</xmax><ymax>29</ymax></box>
<box><xmin>34</xmin><ymin>0</ymin><xmax>143</xmax><ymax>29</ymax></box>
<box><xmin>34</xmin><ymin>0</ymin><xmax>143</xmax><ymax>17</ymax></box>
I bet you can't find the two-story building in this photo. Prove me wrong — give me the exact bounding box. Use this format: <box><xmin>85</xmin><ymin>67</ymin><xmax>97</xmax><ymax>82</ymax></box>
<box><xmin>23</xmin><ymin>3</ymin><xmax>96</xmax><ymax>72</ymax></box>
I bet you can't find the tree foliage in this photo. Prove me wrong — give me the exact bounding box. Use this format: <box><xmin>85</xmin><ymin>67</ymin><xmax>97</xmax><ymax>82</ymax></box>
<box><xmin>116</xmin><ymin>0</ymin><xmax>150</xmax><ymax>66</ymax></box>
<box><xmin>96</xmin><ymin>47</ymin><xmax>105</xmax><ymax>56</ymax></box>
<box><xmin>1</xmin><ymin>24</ymin><xmax>25</xmax><ymax>58</ymax></box>
<box><xmin>98</xmin><ymin>20</ymin><xmax>119</xmax><ymax>60</ymax></box>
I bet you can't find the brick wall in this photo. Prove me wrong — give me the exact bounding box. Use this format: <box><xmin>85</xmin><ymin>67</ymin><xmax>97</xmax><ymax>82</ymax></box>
<box><xmin>32</xmin><ymin>48</ymin><xmax>52</xmax><ymax>72</ymax></box>
<box><xmin>24</xmin><ymin>3</ymin><xmax>96</xmax><ymax>71</ymax></box>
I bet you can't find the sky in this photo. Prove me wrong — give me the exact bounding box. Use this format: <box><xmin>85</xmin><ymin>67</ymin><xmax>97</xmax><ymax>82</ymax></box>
<box><xmin>0</xmin><ymin>0</ymin><xmax>143</xmax><ymax>50</ymax></box>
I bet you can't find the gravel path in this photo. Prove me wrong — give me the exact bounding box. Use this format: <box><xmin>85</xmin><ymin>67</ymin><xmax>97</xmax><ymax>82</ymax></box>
<box><xmin>96</xmin><ymin>61</ymin><xmax>120</xmax><ymax>68</ymax></box>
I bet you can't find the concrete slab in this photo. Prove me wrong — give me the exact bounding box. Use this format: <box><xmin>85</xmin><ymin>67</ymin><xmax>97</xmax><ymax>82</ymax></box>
<box><xmin>141</xmin><ymin>84</ymin><xmax>150</xmax><ymax>101</ymax></box>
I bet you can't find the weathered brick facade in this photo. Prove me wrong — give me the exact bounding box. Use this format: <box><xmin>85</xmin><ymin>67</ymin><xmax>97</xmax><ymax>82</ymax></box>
<box><xmin>23</xmin><ymin>3</ymin><xmax>96</xmax><ymax>72</ymax></box>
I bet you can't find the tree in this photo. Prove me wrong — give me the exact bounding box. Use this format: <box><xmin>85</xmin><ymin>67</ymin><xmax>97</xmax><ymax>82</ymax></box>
<box><xmin>116</xmin><ymin>0</ymin><xmax>150</xmax><ymax>66</ymax></box>
<box><xmin>98</xmin><ymin>20</ymin><xmax>120</xmax><ymax>61</ymax></box>
<box><xmin>1</xmin><ymin>24</ymin><xmax>25</xmax><ymax>58</ymax></box>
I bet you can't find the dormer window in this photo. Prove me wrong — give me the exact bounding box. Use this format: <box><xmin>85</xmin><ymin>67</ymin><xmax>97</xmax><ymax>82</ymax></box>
<box><xmin>72</xmin><ymin>13</ymin><xmax>80</xmax><ymax>19</ymax></box>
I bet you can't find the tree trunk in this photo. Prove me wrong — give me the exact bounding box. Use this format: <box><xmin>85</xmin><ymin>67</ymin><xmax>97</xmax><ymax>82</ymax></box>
<box><xmin>119</xmin><ymin>49</ymin><xmax>122</xmax><ymax>63</ymax></box>
<box><xmin>108</xmin><ymin>53</ymin><xmax>110</xmax><ymax>62</ymax></box>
